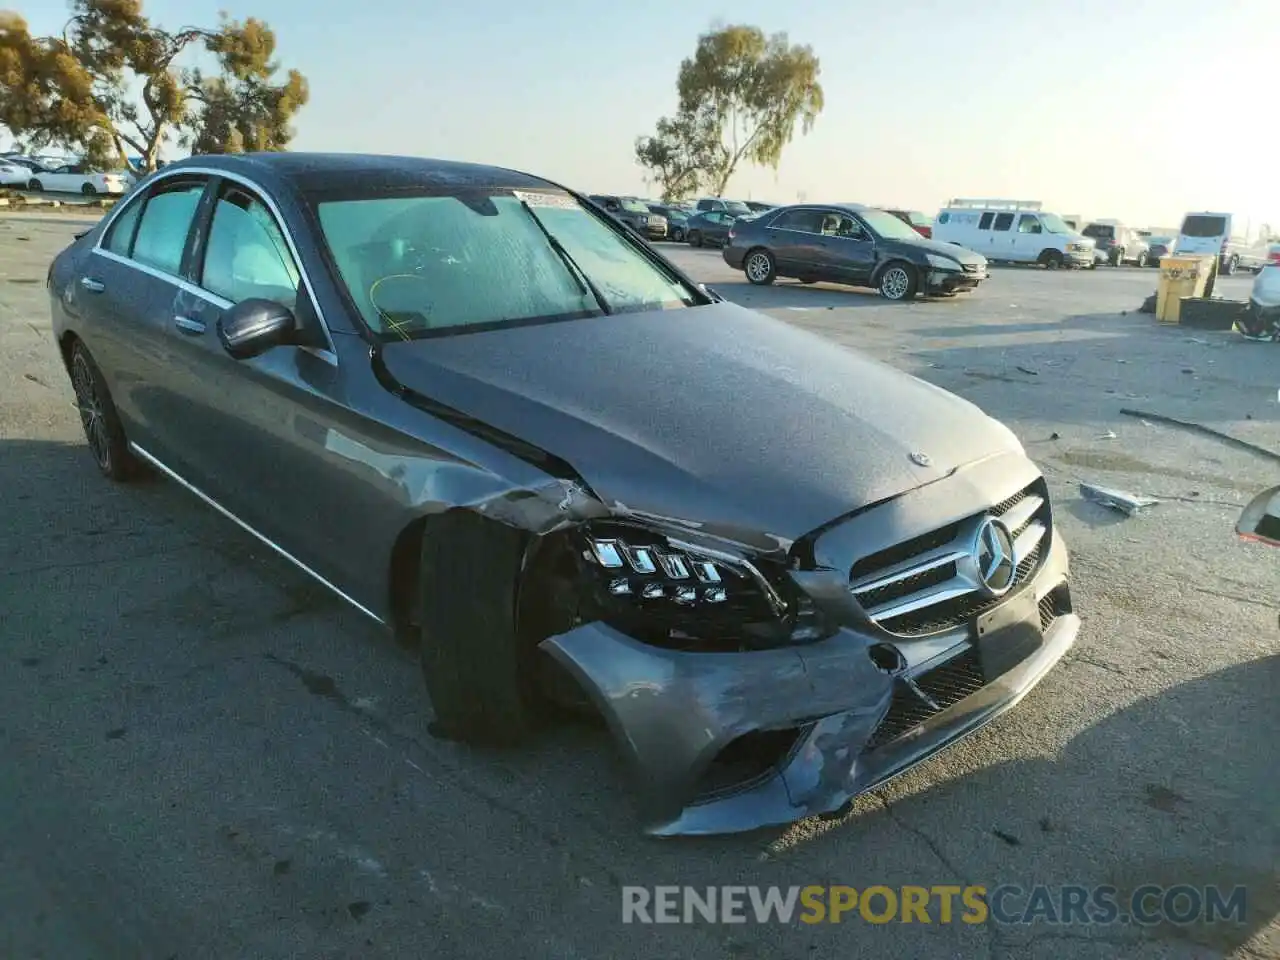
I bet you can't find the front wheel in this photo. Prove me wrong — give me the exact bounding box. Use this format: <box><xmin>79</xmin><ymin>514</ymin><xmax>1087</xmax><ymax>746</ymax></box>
<box><xmin>418</xmin><ymin>511</ymin><xmax>538</xmax><ymax>746</ymax></box>
<box><xmin>81</xmin><ymin>183</ymin><xmax>97</xmax><ymax>196</ymax></box>
<box><xmin>878</xmin><ymin>262</ymin><xmax>917</xmax><ymax>301</ymax></box>
<box><xmin>744</xmin><ymin>248</ymin><xmax>776</xmax><ymax>285</ymax></box>
<box><xmin>28</xmin><ymin>178</ymin><xmax>42</xmax><ymax>191</ymax></box>
<box><xmin>1223</xmin><ymin>255</ymin><xmax>1239</xmax><ymax>276</ymax></box>
<box><xmin>671</xmin><ymin>227</ymin><xmax>684</xmax><ymax>243</ymax></box>
<box><xmin>1136</xmin><ymin>251</ymin><xmax>1149</xmax><ymax>268</ymax></box>
<box><xmin>68</xmin><ymin>342</ymin><xmax>140</xmax><ymax>481</ymax></box>
<box><xmin>1040</xmin><ymin>249</ymin><xmax>1065</xmax><ymax>269</ymax></box>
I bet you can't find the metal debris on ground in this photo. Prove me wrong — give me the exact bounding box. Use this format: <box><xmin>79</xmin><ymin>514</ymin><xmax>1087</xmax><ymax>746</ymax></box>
<box><xmin>1080</xmin><ymin>483</ymin><xmax>1159</xmax><ymax>516</ymax></box>
<box><xmin>1096</xmin><ymin>430</ymin><xmax>1117</xmax><ymax>440</ymax></box>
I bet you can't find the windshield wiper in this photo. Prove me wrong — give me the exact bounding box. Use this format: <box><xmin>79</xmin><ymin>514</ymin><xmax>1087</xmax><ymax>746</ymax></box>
<box><xmin>518</xmin><ymin>200</ymin><xmax>611</xmax><ymax>315</ymax></box>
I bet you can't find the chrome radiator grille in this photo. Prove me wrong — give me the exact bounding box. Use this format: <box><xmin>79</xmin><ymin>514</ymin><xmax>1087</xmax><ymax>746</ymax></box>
<box><xmin>849</xmin><ymin>482</ymin><xmax>1050</xmax><ymax>636</ymax></box>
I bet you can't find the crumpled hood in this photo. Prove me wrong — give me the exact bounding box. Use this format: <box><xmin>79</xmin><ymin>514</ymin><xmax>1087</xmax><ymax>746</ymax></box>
<box><xmin>376</xmin><ymin>302</ymin><xmax>1022</xmax><ymax>545</ymax></box>
<box><xmin>885</xmin><ymin>236</ymin><xmax>988</xmax><ymax>265</ymax></box>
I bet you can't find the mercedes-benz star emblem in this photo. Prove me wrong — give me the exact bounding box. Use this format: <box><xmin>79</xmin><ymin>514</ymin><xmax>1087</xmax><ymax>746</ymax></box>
<box><xmin>909</xmin><ymin>451</ymin><xmax>932</xmax><ymax>467</ymax></box>
<box><xmin>973</xmin><ymin>516</ymin><xmax>1016</xmax><ymax>595</ymax></box>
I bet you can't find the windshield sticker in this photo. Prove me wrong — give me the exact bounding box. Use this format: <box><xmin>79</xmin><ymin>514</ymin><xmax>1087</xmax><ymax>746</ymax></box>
<box><xmin>513</xmin><ymin>190</ymin><xmax>579</xmax><ymax>210</ymax></box>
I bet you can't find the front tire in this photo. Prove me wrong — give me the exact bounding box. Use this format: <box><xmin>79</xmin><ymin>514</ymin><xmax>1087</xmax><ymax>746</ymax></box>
<box><xmin>1136</xmin><ymin>250</ymin><xmax>1149</xmax><ymax>268</ymax></box>
<box><xmin>878</xmin><ymin>262</ymin><xmax>918</xmax><ymax>301</ymax></box>
<box><xmin>671</xmin><ymin>227</ymin><xmax>684</xmax><ymax>243</ymax></box>
<box><xmin>68</xmin><ymin>342</ymin><xmax>139</xmax><ymax>481</ymax></box>
<box><xmin>28</xmin><ymin>178</ymin><xmax>42</xmax><ymax>191</ymax></box>
<box><xmin>744</xmin><ymin>248</ymin><xmax>776</xmax><ymax>285</ymax></box>
<box><xmin>419</xmin><ymin>511</ymin><xmax>537</xmax><ymax>746</ymax></box>
<box><xmin>1040</xmin><ymin>249</ymin><xmax>1065</xmax><ymax>269</ymax></box>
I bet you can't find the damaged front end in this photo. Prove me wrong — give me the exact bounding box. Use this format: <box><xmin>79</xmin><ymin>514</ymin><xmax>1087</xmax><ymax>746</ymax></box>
<box><xmin>536</xmin><ymin>452</ymin><xmax>1081</xmax><ymax>836</ymax></box>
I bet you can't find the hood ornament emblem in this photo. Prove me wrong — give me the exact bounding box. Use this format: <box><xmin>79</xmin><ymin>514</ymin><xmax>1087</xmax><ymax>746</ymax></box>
<box><xmin>909</xmin><ymin>451</ymin><xmax>932</xmax><ymax>467</ymax></box>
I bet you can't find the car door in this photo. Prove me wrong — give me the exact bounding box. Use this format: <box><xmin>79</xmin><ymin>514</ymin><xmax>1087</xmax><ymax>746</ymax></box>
<box><xmin>1013</xmin><ymin>214</ymin><xmax>1046</xmax><ymax>260</ymax></box>
<box><xmin>74</xmin><ymin>175</ymin><xmax>211</xmax><ymax>458</ymax></box>
<box><xmin>158</xmin><ymin>176</ymin><xmax>374</xmax><ymax>585</ymax></box>
<box><xmin>764</xmin><ymin>208</ymin><xmax>828</xmax><ymax>276</ymax></box>
<box><xmin>822</xmin><ymin>211</ymin><xmax>878</xmax><ymax>283</ymax></box>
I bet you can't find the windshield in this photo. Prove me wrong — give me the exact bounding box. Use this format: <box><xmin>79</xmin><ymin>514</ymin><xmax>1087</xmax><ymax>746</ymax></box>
<box><xmin>621</xmin><ymin>198</ymin><xmax>649</xmax><ymax>213</ymax></box>
<box><xmin>314</xmin><ymin>190</ymin><xmax>698</xmax><ymax>340</ymax></box>
<box><xmin>1149</xmin><ymin>236</ymin><xmax>1174</xmax><ymax>246</ymax></box>
<box><xmin>862</xmin><ymin>208</ymin><xmax>925</xmax><ymax>241</ymax></box>
<box><xmin>1039</xmin><ymin>213</ymin><xmax>1072</xmax><ymax>234</ymax></box>
<box><xmin>1181</xmin><ymin>214</ymin><xmax>1228</xmax><ymax>238</ymax></box>
<box><xmin>1082</xmin><ymin>224</ymin><xmax>1114</xmax><ymax>239</ymax></box>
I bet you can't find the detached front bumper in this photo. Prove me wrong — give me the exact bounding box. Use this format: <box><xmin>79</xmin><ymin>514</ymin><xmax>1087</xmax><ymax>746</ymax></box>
<box><xmin>927</xmin><ymin>267</ymin><xmax>986</xmax><ymax>293</ymax></box>
<box><xmin>541</xmin><ymin>492</ymin><xmax>1077</xmax><ymax>837</ymax></box>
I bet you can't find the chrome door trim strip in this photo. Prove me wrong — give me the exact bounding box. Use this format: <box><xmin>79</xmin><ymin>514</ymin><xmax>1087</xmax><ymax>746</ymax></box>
<box><xmin>129</xmin><ymin>442</ymin><xmax>384</xmax><ymax>625</ymax></box>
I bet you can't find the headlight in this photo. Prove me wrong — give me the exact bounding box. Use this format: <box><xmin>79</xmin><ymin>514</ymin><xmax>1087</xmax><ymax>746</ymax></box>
<box><xmin>926</xmin><ymin>254</ymin><xmax>962</xmax><ymax>271</ymax></box>
<box><xmin>571</xmin><ymin>523</ymin><xmax>816</xmax><ymax>650</ymax></box>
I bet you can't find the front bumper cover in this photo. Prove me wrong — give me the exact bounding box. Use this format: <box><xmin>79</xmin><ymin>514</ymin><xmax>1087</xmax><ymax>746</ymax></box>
<box><xmin>541</xmin><ymin>522</ymin><xmax>1077</xmax><ymax>836</ymax></box>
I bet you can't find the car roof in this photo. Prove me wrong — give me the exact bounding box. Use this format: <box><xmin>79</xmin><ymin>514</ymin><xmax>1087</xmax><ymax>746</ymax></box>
<box><xmin>163</xmin><ymin>152</ymin><xmax>558</xmax><ymax>195</ymax></box>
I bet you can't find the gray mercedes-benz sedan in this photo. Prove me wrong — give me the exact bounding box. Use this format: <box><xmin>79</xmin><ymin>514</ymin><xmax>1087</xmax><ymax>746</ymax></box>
<box><xmin>48</xmin><ymin>153</ymin><xmax>1079</xmax><ymax>836</ymax></box>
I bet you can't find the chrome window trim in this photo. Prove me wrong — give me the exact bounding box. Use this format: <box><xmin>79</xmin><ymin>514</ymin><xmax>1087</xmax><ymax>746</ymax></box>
<box><xmin>129</xmin><ymin>441</ymin><xmax>383</xmax><ymax>624</ymax></box>
<box><xmin>92</xmin><ymin>164</ymin><xmax>339</xmax><ymax>359</ymax></box>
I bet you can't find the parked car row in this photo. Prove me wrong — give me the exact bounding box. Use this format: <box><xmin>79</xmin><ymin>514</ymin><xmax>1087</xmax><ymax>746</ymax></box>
<box><xmin>1</xmin><ymin>153</ymin><xmax>132</xmax><ymax>195</ymax></box>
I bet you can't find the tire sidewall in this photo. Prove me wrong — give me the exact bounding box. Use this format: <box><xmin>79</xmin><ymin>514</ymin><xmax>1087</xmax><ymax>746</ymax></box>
<box><xmin>744</xmin><ymin>249</ymin><xmax>775</xmax><ymax>285</ymax></box>
<box><xmin>879</xmin><ymin>262</ymin><xmax>916</xmax><ymax>301</ymax></box>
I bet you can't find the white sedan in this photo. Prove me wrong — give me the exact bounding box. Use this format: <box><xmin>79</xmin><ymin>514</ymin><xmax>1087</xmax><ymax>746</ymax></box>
<box><xmin>26</xmin><ymin>164</ymin><xmax>128</xmax><ymax>196</ymax></box>
<box><xmin>0</xmin><ymin>158</ymin><xmax>34</xmax><ymax>187</ymax></box>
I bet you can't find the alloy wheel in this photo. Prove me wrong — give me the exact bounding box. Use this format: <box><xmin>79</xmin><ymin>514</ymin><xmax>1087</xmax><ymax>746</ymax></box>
<box><xmin>746</xmin><ymin>252</ymin><xmax>771</xmax><ymax>283</ymax></box>
<box><xmin>71</xmin><ymin>352</ymin><xmax>111</xmax><ymax>471</ymax></box>
<box><xmin>882</xmin><ymin>266</ymin><xmax>910</xmax><ymax>300</ymax></box>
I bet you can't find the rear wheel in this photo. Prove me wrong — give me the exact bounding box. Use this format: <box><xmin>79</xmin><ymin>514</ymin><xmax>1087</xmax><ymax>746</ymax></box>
<box><xmin>689</xmin><ymin>230</ymin><xmax>703</xmax><ymax>248</ymax></box>
<box><xmin>1111</xmin><ymin>248</ymin><xmax>1124</xmax><ymax>267</ymax></box>
<box><xmin>878</xmin><ymin>262</ymin><xmax>918</xmax><ymax>301</ymax></box>
<box><xmin>1136</xmin><ymin>250</ymin><xmax>1149</xmax><ymax>268</ymax></box>
<box><xmin>68</xmin><ymin>341</ymin><xmax>140</xmax><ymax>481</ymax></box>
<box><xmin>81</xmin><ymin>183</ymin><xmax>97</xmax><ymax>196</ymax></box>
<box><xmin>28</xmin><ymin>178</ymin><xmax>42</xmax><ymax>191</ymax></box>
<box><xmin>1223</xmin><ymin>254</ymin><xmax>1239</xmax><ymax>276</ymax></box>
<box><xmin>744</xmin><ymin>248</ymin><xmax>776</xmax><ymax>285</ymax></box>
<box><xmin>1039</xmin><ymin>249</ymin><xmax>1065</xmax><ymax>269</ymax></box>
<box><xmin>671</xmin><ymin>226</ymin><xmax>684</xmax><ymax>243</ymax></box>
<box><xmin>418</xmin><ymin>511</ymin><xmax>538</xmax><ymax>746</ymax></box>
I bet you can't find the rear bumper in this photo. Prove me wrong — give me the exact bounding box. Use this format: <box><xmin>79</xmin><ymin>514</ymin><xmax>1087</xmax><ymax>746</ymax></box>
<box><xmin>721</xmin><ymin>245</ymin><xmax>746</xmax><ymax>268</ymax></box>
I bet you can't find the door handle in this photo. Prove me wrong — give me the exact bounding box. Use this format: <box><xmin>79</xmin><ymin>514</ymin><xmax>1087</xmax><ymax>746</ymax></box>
<box><xmin>174</xmin><ymin>315</ymin><xmax>206</xmax><ymax>336</ymax></box>
<box><xmin>80</xmin><ymin>277</ymin><xmax>105</xmax><ymax>293</ymax></box>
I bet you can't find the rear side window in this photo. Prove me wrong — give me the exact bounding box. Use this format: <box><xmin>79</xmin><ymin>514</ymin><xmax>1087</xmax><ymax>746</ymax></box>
<box><xmin>1181</xmin><ymin>215</ymin><xmax>1227</xmax><ymax>237</ymax></box>
<box><xmin>772</xmin><ymin>209</ymin><xmax>823</xmax><ymax>233</ymax></box>
<box><xmin>103</xmin><ymin>199</ymin><xmax>143</xmax><ymax>255</ymax></box>
<box><xmin>978</xmin><ymin>212</ymin><xmax>994</xmax><ymax>229</ymax></box>
<box><xmin>992</xmin><ymin>213</ymin><xmax>1014</xmax><ymax>231</ymax></box>
<box><xmin>132</xmin><ymin>180</ymin><xmax>206</xmax><ymax>275</ymax></box>
<box><xmin>200</xmin><ymin>184</ymin><xmax>300</xmax><ymax>308</ymax></box>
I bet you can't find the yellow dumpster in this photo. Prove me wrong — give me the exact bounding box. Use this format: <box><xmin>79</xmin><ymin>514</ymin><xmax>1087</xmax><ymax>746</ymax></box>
<box><xmin>1156</xmin><ymin>255</ymin><xmax>1215</xmax><ymax>323</ymax></box>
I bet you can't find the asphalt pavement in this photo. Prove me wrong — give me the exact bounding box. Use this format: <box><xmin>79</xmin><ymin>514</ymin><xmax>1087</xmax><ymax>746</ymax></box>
<box><xmin>2</xmin><ymin>215</ymin><xmax>1277</xmax><ymax>959</ymax></box>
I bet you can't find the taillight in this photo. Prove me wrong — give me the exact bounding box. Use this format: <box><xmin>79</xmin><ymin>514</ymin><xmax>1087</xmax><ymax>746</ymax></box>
<box><xmin>1269</xmin><ymin>251</ymin><xmax>1280</xmax><ymax>263</ymax></box>
<box><xmin>727</xmin><ymin>228</ymin><xmax>736</xmax><ymax>240</ymax></box>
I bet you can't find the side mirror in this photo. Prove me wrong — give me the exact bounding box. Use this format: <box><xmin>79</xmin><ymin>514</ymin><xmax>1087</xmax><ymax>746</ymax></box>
<box><xmin>217</xmin><ymin>298</ymin><xmax>297</xmax><ymax>360</ymax></box>
<box><xmin>1236</xmin><ymin>485</ymin><xmax>1280</xmax><ymax>546</ymax></box>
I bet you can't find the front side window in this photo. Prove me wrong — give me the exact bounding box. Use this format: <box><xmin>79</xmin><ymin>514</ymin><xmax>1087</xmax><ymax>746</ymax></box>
<box><xmin>132</xmin><ymin>180</ymin><xmax>206</xmax><ymax>275</ymax></box>
<box><xmin>200</xmin><ymin>185</ymin><xmax>300</xmax><ymax>308</ymax></box>
<box><xmin>1018</xmin><ymin>214</ymin><xmax>1043</xmax><ymax>234</ymax></box>
<box><xmin>103</xmin><ymin>199</ymin><xmax>143</xmax><ymax>255</ymax></box>
<box><xmin>313</xmin><ymin>190</ymin><xmax>699</xmax><ymax>339</ymax></box>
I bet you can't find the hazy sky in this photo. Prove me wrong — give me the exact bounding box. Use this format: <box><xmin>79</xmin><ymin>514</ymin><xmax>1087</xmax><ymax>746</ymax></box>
<box><xmin>20</xmin><ymin>0</ymin><xmax>1280</xmax><ymax>231</ymax></box>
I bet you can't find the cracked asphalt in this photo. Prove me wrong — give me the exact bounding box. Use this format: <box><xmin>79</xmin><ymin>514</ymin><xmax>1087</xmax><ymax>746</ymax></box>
<box><xmin>2</xmin><ymin>215</ymin><xmax>1277</xmax><ymax>959</ymax></box>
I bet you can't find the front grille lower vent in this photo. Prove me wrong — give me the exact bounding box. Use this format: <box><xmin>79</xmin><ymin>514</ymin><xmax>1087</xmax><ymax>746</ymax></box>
<box><xmin>849</xmin><ymin>481</ymin><xmax>1051</xmax><ymax>636</ymax></box>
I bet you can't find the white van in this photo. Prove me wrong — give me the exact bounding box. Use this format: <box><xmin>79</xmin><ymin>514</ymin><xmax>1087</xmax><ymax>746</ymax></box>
<box><xmin>1173</xmin><ymin>212</ymin><xmax>1251</xmax><ymax>275</ymax></box>
<box><xmin>933</xmin><ymin>199</ymin><xmax>1096</xmax><ymax>268</ymax></box>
